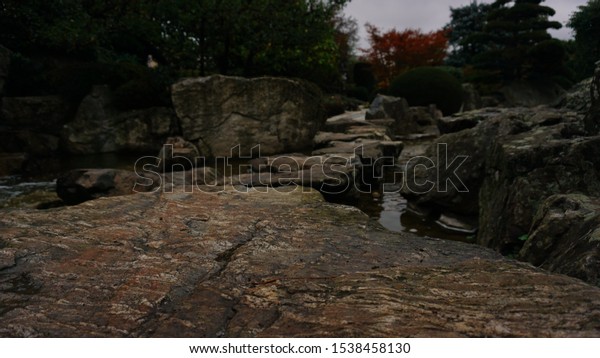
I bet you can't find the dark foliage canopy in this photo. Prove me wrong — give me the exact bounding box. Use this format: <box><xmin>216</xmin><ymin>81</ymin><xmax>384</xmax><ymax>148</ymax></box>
<box><xmin>0</xmin><ymin>0</ymin><xmax>351</xmax><ymax>94</ymax></box>
<box><xmin>569</xmin><ymin>0</ymin><xmax>600</xmax><ymax>79</ymax></box>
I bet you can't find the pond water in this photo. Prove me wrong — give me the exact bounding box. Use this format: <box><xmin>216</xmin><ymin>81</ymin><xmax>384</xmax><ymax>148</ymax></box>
<box><xmin>0</xmin><ymin>153</ymin><xmax>472</xmax><ymax>242</ymax></box>
<box><xmin>324</xmin><ymin>172</ymin><xmax>473</xmax><ymax>243</ymax></box>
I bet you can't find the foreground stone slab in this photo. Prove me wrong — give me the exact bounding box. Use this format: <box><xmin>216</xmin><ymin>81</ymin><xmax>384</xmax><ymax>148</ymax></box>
<box><xmin>1</xmin><ymin>188</ymin><xmax>599</xmax><ymax>337</ymax></box>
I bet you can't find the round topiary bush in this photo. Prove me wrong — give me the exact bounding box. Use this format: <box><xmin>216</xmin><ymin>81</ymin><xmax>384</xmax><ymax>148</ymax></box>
<box><xmin>389</xmin><ymin>67</ymin><xmax>464</xmax><ymax>115</ymax></box>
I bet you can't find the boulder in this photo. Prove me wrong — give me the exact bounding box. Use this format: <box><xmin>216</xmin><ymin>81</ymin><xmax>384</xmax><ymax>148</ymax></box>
<box><xmin>366</xmin><ymin>95</ymin><xmax>416</xmax><ymax>135</ymax></box>
<box><xmin>560</xmin><ymin>78</ymin><xmax>593</xmax><ymax>113</ymax></box>
<box><xmin>401</xmin><ymin>106</ymin><xmax>596</xmax><ymax>257</ymax></box>
<box><xmin>56</xmin><ymin>167</ymin><xmax>220</xmax><ymax>205</ymax></box>
<box><xmin>1</xmin><ymin>187</ymin><xmax>600</xmax><ymax>337</ymax></box>
<box><xmin>224</xmin><ymin>153</ymin><xmax>360</xmax><ymax>195</ymax></box>
<box><xmin>1</xmin><ymin>96</ymin><xmax>71</xmax><ymax>133</ymax></box>
<box><xmin>478</xmin><ymin>130</ymin><xmax>600</xmax><ymax>254</ymax></box>
<box><xmin>406</xmin><ymin>106</ymin><xmax>439</xmax><ymax>126</ymax></box>
<box><xmin>63</xmin><ymin>85</ymin><xmax>179</xmax><ymax>154</ymax></box>
<box><xmin>314</xmin><ymin>132</ymin><xmax>387</xmax><ymax>148</ymax></box>
<box><xmin>500</xmin><ymin>80</ymin><xmax>565</xmax><ymax>108</ymax></box>
<box><xmin>366</xmin><ymin>95</ymin><xmax>442</xmax><ymax>136</ymax></box>
<box><xmin>437</xmin><ymin>108</ymin><xmax>505</xmax><ymax>135</ymax></box>
<box><xmin>156</xmin><ymin>137</ymin><xmax>202</xmax><ymax>172</ymax></box>
<box><xmin>56</xmin><ymin>169</ymin><xmax>151</xmax><ymax>205</ymax></box>
<box><xmin>0</xmin><ymin>45</ymin><xmax>9</xmax><ymax>95</ymax></box>
<box><xmin>400</xmin><ymin>114</ymin><xmax>502</xmax><ymax>217</ymax></box>
<box><xmin>519</xmin><ymin>194</ymin><xmax>600</xmax><ymax>287</ymax></box>
<box><xmin>322</xmin><ymin>115</ymin><xmax>373</xmax><ymax>133</ymax></box>
<box><xmin>365</xmin><ymin>94</ymin><xmax>409</xmax><ymax>122</ymax></box>
<box><xmin>171</xmin><ymin>75</ymin><xmax>324</xmax><ymax>157</ymax></box>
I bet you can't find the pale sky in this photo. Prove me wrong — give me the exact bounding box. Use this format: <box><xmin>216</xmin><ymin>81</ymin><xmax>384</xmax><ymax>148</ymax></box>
<box><xmin>344</xmin><ymin>0</ymin><xmax>588</xmax><ymax>49</ymax></box>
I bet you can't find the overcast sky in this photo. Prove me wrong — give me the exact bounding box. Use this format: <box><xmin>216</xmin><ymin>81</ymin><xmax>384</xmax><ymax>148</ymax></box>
<box><xmin>344</xmin><ymin>0</ymin><xmax>588</xmax><ymax>49</ymax></box>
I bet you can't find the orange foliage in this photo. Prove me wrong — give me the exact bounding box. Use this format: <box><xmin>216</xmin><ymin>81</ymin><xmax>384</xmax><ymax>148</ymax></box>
<box><xmin>361</xmin><ymin>24</ymin><xmax>449</xmax><ymax>88</ymax></box>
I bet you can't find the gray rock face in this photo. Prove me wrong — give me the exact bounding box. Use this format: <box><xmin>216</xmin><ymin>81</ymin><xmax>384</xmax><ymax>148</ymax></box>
<box><xmin>56</xmin><ymin>169</ymin><xmax>153</xmax><ymax>205</ymax></box>
<box><xmin>63</xmin><ymin>86</ymin><xmax>179</xmax><ymax>154</ymax></box>
<box><xmin>560</xmin><ymin>78</ymin><xmax>593</xmax><ymax>113</ymax></box>
<box><xmin>365</xmin><ymin>95</ymin><xmax>439</xmax><ymax>135</ymax></box>
<box><xmin>478</xmin><ymin>127</ymin><xmax>600</xmax><ymax>254</ymax></box>
<box><xmin>437</xmin><ymin>108</ymin><xmax>505</xmax><ymax>134</ymax></box>
<box><xmin>366</xmin><ymin>94</ymin><xmax>409</xmax><ymax>122</ymax></box>
<box><xmin>156</xmin><ymin>136</ymin><xmax>201</xmax><ymax>172</ymax></box>
<box><xmin>1</xmin><ymin>187</ymin><xmax>600</xmax><ymax>337</ymax></box>
<box><xmin>461</xmin><ymin>83</ymin><xmax>482</xmax><ymax>112</ymax></box>
<box><xmin>0</xmin><ymin>45</ymin><xmax>9</xmax><ymax>95</ymax></box>
<box><xmin>224</xmin><ymin>154</ymin><xmax>360</xmax><ymax>194</ymax></box>
<box><xmin>402</xmin><ymin>106</ymin><xmax>597</xmax><ymax>253</ymax></box>
<box><xmin>500</xmin><ymin>80</ymin><xmax>565</xmax><ymax>107</ymax></box>
<box><xmin>171</xmin><ymin>75</ymin><xmax>324</xmax><ymax>157</ymax></box>
<box><xmin>519</xmin><ymin>194</ymin><xmax>600</xmax><ymax>287</ymax></box>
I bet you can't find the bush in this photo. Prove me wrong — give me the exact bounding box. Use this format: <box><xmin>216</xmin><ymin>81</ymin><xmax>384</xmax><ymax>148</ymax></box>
<box><xmin>389</xmin><ymin>67</ymin><xmax>464</xmax><ymax>115</ymax></box>
<box><xmin>436</xmin><ymin>66</ymin><xmax>464</xmax><ymax>82</ymax></box>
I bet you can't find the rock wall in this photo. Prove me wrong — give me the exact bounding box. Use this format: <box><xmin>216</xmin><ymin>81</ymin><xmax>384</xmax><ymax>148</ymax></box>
<box><xmin>171</xmin><ymin>75</ymin><xmax>324</xmax><ymax>157</ymax></box>
<box><xmin>403</xmin><ymin>104</ymin><xmax>600</xmax><ymax>284</ymax></box>
<box><xmin>519</xmin><ymin>194</ymin><xmax>600</xmax><ymax>287</ymax></box>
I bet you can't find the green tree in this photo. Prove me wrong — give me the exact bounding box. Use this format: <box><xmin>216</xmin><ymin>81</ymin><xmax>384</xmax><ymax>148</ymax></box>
<box><xmin>472</xmin><ymin>0</ymin><xmax>563</xmax><ymax>81</ymax></box>
<box><xmin>569</xmin><ymin>0</ymin><xmax>600</xmax><ymax>79</ymax></box>
<box><xmin>149</xmin><ymin>0</ymin><xmax>350</xmax><ymax>88</ymax></box>
<box><xmin>0</xmin><ymin>0</ymin><xmax>351</xmax><ymax>93</ymax></box>
<box><xmin>445</xmin><ymin>1</ymin><xmax>492</xmax><ymax>67</ymax></box>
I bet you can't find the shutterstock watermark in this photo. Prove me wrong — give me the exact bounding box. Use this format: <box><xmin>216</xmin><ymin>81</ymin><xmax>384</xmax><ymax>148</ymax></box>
<box><xmin>132</xmin><ymin>144</ymin><xmax>470</xmax><ymax>195</ymax></box>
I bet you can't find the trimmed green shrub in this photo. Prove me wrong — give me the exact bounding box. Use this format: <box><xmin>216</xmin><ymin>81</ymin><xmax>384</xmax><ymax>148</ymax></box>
<box><xmin>436</xmin><ymin>66</ymin><xmax>464</xmax><ymax>82</ymax></box>
<box><xmin>389</xmin><ymin>67</ymin><xmax>464</xmax><ymax>115</ymax></box>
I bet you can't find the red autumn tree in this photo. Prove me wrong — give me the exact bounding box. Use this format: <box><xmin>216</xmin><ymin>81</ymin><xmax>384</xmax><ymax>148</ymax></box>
<box><xmin>361</xmin><ymin>23</ymin><xmax>449</xmax><ymax>88</ymax></box>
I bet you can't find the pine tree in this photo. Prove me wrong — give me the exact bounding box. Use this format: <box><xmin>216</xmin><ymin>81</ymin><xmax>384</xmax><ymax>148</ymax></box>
<box><xmin>445</xmin><ymin>1</ymin><xmax>492</xmax><ymax>67</ymax></box>
<box><xmin>472</xmin><ymin>0</ymin><xmax>562</xmax><ymax>81</ymax></box>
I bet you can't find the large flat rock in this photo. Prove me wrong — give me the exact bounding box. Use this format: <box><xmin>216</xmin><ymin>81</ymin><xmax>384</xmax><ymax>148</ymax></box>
<box><xmin>1</xmin><ymin>188</ymin><xmax>599</xmax><ymax>337</ymax></box>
